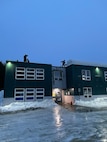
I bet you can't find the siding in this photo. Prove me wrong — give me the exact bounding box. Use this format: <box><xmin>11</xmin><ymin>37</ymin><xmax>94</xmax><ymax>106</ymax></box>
<box><xmin>66</xmin><ymin>64</ymin><xmax>107</xmax><ymax>95</ymax></box>
<box><xmin>4</xmin><ymin>61</ymin><xmax>52</xmax><ymax>98</ymax></box>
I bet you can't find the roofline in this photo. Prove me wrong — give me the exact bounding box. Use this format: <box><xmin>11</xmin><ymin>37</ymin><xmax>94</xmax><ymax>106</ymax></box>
<box><xmin>6</xmin><ymin>60</ymin><xmax>52</xmax><ymax>66</ymax></box>
<box><xmin>66</xmin><ymin>60</ymin><xmax>107</xmax><ymax>68</ymax></box>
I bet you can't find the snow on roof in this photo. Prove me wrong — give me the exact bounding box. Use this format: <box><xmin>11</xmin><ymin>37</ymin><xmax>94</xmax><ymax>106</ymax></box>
<box><xmin>66</xmin><ymin>60</ymin><xmax>107</xmax><ymax>68</ymax></box>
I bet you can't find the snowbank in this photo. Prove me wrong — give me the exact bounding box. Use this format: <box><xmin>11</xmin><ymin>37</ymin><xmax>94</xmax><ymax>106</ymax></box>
<box><xmin>75</xmin><ymin>97</ymin><xmax>107</xmax><ymax>108</ymax></box>
<box><xmin>0</xmin><ymin>99</ymin><xmax>57</xmax><ymax>113</ymax></box>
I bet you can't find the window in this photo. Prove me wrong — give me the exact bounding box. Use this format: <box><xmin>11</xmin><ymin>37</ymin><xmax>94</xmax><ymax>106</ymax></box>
<box><xmin>83</xmin><ymin>87</ymin><xmax>92</xmax><ymax>98</ymax></box>
<box><xmin>14</xmin><ymin>88</ymin><xmax>45</xmax><ymax>101</ymax></box>
<box><xmin>36</xmin><ymin>69</ymin><xmax>44</xmax><ymax>80</ymax></box>
<box><xmin>14</xmin><ymin>88</ymin><xmax>25</xmax><ymax>101</ymax></box>
<box><xmin>15</xmin><ymin>67</ymin><xmax>25</xmax><ymax>80</ymax></box>
<box><xmin>54</xmin><ymin>70</ymin><xmax>63</xmax><ymax>80</ymax></box>
<box><xmin>15</xmin><ymin>67</ymin><xmax>45</xmax><ymax>80</ymax></box>
<box><xmin>82</xmin><ymin>70</ymin><xmax>91</xmax><ymax>81</ymax></box>
<box><xmin>104</xmin><ymin>71</ymin><xmax>107</xmax><ymax>81</ymax></box>
<box><xmin>26</xmin><ymin>88</ymin><xmax>35</xmax><ymax>100</ymax></box>
<box><xmin>36</xmin><ymin>88</ymin><xmax>44</xmax><ymax>99</ymax></box>
<box><xmin>64</xmin><ymin>88</ymin><xmax>74</xmax><ymax>96</ymax></box>
<box><xmin>26</xmin><ymin>68</ymin><xmax>35</xmax><ymax>80</ymax></box>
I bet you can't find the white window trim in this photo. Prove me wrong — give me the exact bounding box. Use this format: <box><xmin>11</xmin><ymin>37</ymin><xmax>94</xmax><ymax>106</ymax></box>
<box><xmin>15</xmin><ymin>67</ymin><xmax>25</xmax><ymax>80</ymax></box>
<box><xmin>14</xmin><ymin>88</ymin><xmax>25</xmax><ymax>101</ymax></box>
<box><xmin>26</xmin><ymin>68</ymin><xmax>35</xmax><ymax>80</ymax></box>
<box><xmin>14</xmin><ymin>88</ymin><xmax>45</xmax><ymax>101</ymax></box>
<box><xmin>15</xmin><ymin>67</ymin><xmax>45</xmax><ymax>81</ymax></box>
<box><xmin>36</xmin><ymin>88</ymin><xmax>44</xmax><ymax>98</ymax></box>
<box><xmin>25</xmin><ymin>88</ymin><xmax>35</xmax><ymax>100</ymax></box>
<box><xmin>82</xmin><ymin>70</ymin><xmax>91</xmax><ymax>81</ymax></box>
<box><xmin>36</xmin><ymin>68</ymin><xmax>45</xmax><ymax>80</ymax></box>
<box><xmin>83</xmin><ymin>87</ymin><xmax>92</xmax><ymax>98</ymax></box>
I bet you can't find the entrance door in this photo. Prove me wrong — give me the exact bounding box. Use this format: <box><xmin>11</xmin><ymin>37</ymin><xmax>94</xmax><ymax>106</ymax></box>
<box><xmin>83</xmin><ymin>87</ymin><xmax>92</xmax><ymax>98</ymax></box>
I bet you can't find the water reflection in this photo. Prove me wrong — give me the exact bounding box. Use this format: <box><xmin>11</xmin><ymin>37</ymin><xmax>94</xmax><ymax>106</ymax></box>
<box><xmin>53</xmin><ymin>106</ymin><xmax>62</xmax><ymax>128</ymax></box>
<box><xmin>101</xmin><ymin>139</ymin><xmax>107</xmax><ymax>142</ymax></box>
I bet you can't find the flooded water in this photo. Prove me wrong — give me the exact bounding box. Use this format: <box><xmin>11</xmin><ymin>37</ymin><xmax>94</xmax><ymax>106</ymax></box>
<box><xmin>0</xmin><ymin>103</ymin><xmax>107</xmax><ymax>142</ymax></box>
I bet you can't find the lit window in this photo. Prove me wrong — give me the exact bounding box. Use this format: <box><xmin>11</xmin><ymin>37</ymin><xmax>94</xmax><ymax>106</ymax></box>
<box><xmin>104</xmin><ymin>71</ymin><xmax>107</xmax><ymax>81</ymax></box>
<box><xmin>26</xmin><ymin>68</ymin><xmax>35</xmax><ymax>80</ymax></box>
<box><xmin>36</xmin><ymin>69</ymin><xmax>44</xmax><ymax>80</ymax></box>
<box><xmin>82</xmin><ymin>70</ymin><xmax>91</xmax><ymax>81</ymax></box>
<box><xmin>15</xmin><ymin>67</ymin><xmax>25</xmax><ymax>80</ymax></box>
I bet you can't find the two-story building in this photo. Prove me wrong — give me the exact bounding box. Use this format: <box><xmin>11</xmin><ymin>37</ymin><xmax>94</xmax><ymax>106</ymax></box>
<box><xmin>1</xmin><ymin>59</ymin><xmax>107</xmax><ymax>105</ymax></box>
<box><xmin>66</xmin><ymin>60</ymin><xmax>107</xmax><ymax>101</ymax></box>
<box><xmin>4</xmin><ymin>60</ymin><xmax>52</xmax><ymax>104</ymax></box>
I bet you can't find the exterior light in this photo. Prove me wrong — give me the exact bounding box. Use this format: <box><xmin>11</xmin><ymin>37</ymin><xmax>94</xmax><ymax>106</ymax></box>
<box><xmin>95</xmin><ymin>67</ymin><xmax>100</xmax><ymax>73</ymax></box>
<box><xmin>7</xmin><ymin>62</ymin><xmax>12</xmax><ymax>67</ymax></box>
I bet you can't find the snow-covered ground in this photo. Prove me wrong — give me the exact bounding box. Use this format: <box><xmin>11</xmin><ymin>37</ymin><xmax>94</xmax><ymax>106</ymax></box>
<box><xmin>0</xmin><ymin>99</ymin><xmax>107</xmax><ymax>142</ymax></box>
<box><xmin>0</xmin><ymin>96</ymin><xmax>107</xmax><ymax>141</ymax></box>
<box><xmin>0</xmin><ymin>99</ymin><xmax>57</xmax><ymax>113</ymax></box>
<box><xmin>75</xmin><ymin>97</ymin><xmax>107</xmax><ymax>108</ymax></box>
<box><xmin>0</xmin><ymin>96</ymin><xmax>107</xmax><ymax>113</ymax></box>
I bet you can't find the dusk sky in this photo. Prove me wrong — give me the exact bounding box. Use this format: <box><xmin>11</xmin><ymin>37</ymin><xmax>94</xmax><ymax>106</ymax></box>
<box><xmin>0</xmin><ymin>0</ymin><xmax>107</xmax><ymax>66</ymax></box>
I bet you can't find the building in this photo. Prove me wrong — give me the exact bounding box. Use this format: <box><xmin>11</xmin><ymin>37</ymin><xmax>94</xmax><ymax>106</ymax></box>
<box><xmin>0</xmin><ymin>62</ymin><xmax>5</xmax><ymax>91</ymax></box>
<box><xmin>66</xmin><ymin>60</ymin><xmax>107</xmax><ymax>101</ymax></box>
<box><xmin>52</xmin><ymin>66</ymin><xmax>74</xmax><ymax>104</ymax></box>
<box><xmin>1</xmin><ymin>59</ymin><xmax>107</xmax><ymax>105</ymax></box>
<box><xmin>4</xmin><ymin>60</ymin><xmax>52</xmax><ymax>104</ymax></box>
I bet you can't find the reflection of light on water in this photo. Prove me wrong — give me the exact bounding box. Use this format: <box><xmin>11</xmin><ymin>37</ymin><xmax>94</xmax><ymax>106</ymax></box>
<box><xmin>101</xmin><ymin>139</ymin><xmax>107</xmax><ymax>142</ymax></box>
<box><xmin>53</xmin><ymin>106</ymin><xmax>62</xmax><ymax>128</ymax></box>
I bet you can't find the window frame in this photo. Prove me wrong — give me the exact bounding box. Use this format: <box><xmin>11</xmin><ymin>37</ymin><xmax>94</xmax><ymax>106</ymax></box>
<box><xmin>14</xmin><ymin>88</ymin><xmax>25</xmax><ymax>101</ymax></box>
<box><xmin>83</xmin><ymin>87</ymin><xmax>92</xmax><ymax>98</ymax></box>
<box><xmin>15</xmin><ymin>67</ymin><xmax>25</xmax><ymax>80</ymax></box>
<box><xmin>53</xmin><ymin>70</ymin><xmax>63</xmax><ymax>81</ymax></box>
<box><xmin>82</xmin><ymin>70</ymin><xmax>91</xmax><ymax>81</ymax></box>
<box><xmin>15</xmin><ymin>67</ymin><xmax>45</xmax><ymax>81</ymax></box>
<box><xmin>36</xmin><ymin>68</ymin><xmax>45</xmax><ymax>80</ymax></box>
<box><xmin>26</xmin><ymin>68</ymin><xmax>35</xmax><ymax>80</ymax></box>
<box><xmin>36</xmin><ymin>88</ymin><xmax>44</xmax><ymax>99</ymax></box>
<box><xmin>25</xmin><ymin>88</ymin><xmax>35</xmax><ymax>100</ymax></box>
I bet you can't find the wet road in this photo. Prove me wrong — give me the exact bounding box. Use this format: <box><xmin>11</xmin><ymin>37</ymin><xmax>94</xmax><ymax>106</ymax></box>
<box><xmin>0</xmin><ymin>104</ymin><xmax>107</xmax><ymax>142</ymax></box>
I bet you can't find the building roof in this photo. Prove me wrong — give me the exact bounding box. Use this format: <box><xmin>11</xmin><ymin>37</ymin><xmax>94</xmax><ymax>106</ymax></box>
<box><xmin>66</xmin><ymin>60</ymin><xmax>107</xmax><ymax>68</ymax></box>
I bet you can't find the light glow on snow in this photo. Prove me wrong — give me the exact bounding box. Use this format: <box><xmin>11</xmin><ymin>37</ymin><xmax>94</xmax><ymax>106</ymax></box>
<box><xmin>75</xmin><ymin>97</ymin><xmax>107</xmax><ymax>108</ymax></box>
<box><xmin>0</xmin><ymin>99</ymin><xmax>57</xmax><ymax>113</ymax></box>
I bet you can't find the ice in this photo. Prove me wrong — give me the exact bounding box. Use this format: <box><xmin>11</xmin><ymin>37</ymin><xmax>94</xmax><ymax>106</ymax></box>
<box><xmin>75</xmin><ymin>97</ymin><xmax>107</xmax><ymax>108</ymax></box>
<box><xmin>0</xmin><ymin>100</ymin><xmax>107</xmax><ymax>141</ymax></box>
<box><xmin>0</xmin><ymin>99</ymin><xmax>57</xmax><ymax>113</ymax></box>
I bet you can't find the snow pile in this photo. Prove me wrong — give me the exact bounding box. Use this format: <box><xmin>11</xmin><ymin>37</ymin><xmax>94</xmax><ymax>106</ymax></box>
<box><xmin>75</xmin><ymin>97</ymin><xmax>107</xmax><ymax>108</ymax></box>
<box><xmin>0</xmin><ymin>99</ymin><xmax>57</xmax><ymax>113</ymax></box>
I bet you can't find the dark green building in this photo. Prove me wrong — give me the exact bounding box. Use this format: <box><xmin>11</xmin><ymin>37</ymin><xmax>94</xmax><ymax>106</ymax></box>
<box><xmin>0</xmin><ymin>62</ymin><xmax>5</xmax><ymax>91</ymax></box>
<box><xmin>4</xmin><ymin>61</ymin><xmax>52</xmax><ymax>101</ymax></box>
<box><xmin>3</xmin><ymin>59</ymin><xmax>107</xmax><ymax>104</ymax></box>
<box><xmin>66</xmin><ymin>61</ymin><xmax>107</xmax><ymax>100</ymax></box>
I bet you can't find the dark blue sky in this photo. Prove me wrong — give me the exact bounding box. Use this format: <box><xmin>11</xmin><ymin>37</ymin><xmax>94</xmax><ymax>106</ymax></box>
<box><xmin>0</xmin><ymin>0</ymin><xmax>107</xmax><ymax>65</ymax></box>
